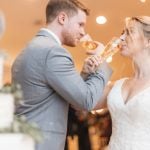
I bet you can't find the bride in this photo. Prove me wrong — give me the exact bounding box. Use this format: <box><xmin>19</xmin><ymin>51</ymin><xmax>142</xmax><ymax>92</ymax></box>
<box><xmin>85</xmin><ymin>16</ymin><xmax>150</xmax><ymax>150</ymax></box>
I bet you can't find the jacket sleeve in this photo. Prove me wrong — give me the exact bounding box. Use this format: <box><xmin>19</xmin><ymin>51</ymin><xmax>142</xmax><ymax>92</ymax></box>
<box><xmin>44</xmin><ymin>46</ymin><xmax>112</xmax><ymax>111</ymax></box>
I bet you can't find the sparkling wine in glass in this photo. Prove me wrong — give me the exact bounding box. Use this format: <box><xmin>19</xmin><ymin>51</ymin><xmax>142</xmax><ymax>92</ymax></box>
<box><xmin>80</xmin><ymin>34</ymin><xmax>98</xmax><ymax>50</ymax></box>
<box><xmin>99</xmin><ymin>34</ymin><xmax>126</xmax><ymax>60</ymax></box>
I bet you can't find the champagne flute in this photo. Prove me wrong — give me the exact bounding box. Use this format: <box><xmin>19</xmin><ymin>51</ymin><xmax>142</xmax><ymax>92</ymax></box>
<box><xmin>81</xmin><ymin>34</ymin><xmax>126</xmax><ymax>62</ymax></box>
<box><xmin>100</xmin><ymin>37</ymin><xmax>121</xmax><ymax>60</ymax></box>
<box><xmin>99</xmin><ymin>34</ymin><xmax>126</xmax><ymax>60</ymax></box>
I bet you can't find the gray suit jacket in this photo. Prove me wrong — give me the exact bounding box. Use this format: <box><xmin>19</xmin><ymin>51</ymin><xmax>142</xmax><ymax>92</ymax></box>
<box><xmin>12</xmin><ymin>29</ymin><xmax>112</xmax><ymax>150</ymax></box>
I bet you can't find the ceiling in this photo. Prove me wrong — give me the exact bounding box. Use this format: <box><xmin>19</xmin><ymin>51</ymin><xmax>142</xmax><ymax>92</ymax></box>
<box><xmin>0</xmin><ymin>0</ymin><xmax>150</xmax><ymax>83</ymax></box>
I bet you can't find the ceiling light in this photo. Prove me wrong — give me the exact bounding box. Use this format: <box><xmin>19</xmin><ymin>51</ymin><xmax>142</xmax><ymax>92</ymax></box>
<box><xmin>96</xmin><ymin>16</ymin><xmax>107</xmax><ymax>24</ymax></box>
<box><xmin>140</xmin><ymin>0</ymin><xmax>146</xmax><ymax>3</ymax></box>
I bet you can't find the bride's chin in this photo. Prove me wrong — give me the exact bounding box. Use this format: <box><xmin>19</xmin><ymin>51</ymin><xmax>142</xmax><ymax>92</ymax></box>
<box><xmin>120</xmin><ymin>50</ymin><xmax>129</xmax><ymax>57</ymax></box>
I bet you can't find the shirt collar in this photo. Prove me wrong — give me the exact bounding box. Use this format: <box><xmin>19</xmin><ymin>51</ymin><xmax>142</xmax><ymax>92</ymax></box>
<box><xmin>40</xmin><ymin>28</ymin><xmax>61</xmax><ymax>45</ymax></box>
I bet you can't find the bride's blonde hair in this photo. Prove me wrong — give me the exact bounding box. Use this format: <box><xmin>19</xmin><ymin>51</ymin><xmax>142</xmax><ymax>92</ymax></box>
<box><xmin>125</xmin><ymin>16</ymin><xmax>150</xmax><ymax>39</ymax></box>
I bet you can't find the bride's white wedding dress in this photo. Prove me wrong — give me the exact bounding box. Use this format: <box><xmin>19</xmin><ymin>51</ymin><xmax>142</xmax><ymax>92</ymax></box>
<box><xmin>107</xmin><ymin>78</ymin><xmax>150</xmax><ymax>150</ymax></box>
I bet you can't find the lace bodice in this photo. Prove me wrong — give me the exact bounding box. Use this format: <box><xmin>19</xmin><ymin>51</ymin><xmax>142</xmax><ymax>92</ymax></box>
<box><xmin>107</xmin><ymin>78</ymin><xmax>150</xmax><ymax>150</ymax></box>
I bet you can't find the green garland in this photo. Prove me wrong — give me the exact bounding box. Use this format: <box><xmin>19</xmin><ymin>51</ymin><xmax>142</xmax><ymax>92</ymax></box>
<box><xmin>0</xmin><ymin>83</ymin><xmax>43</xmax><ymax>143</ymax></box>
<box><xmin>0</xmin><ymin>83</ymin><xmax>23</xmax><ymax>105</ymax></box>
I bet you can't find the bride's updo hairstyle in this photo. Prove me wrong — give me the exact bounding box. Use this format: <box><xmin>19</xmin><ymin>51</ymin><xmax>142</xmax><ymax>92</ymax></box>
<box><xmin>125</xmin><ymin>16</ymin><xmax>150</xmax><ymax>39</ymax></box>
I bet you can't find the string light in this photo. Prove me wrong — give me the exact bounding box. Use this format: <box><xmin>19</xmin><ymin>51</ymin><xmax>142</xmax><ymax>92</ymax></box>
<box><xmin>91</xmin><ymin>109</ymin><xmax>106</xmax><ymax>115</ymax></box>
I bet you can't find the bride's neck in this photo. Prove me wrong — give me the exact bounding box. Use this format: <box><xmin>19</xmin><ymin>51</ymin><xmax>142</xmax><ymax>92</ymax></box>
<box><xmin>132</xmin><ymin>54</ymin><xmax>150</xmax><ymax>80</ymax></box>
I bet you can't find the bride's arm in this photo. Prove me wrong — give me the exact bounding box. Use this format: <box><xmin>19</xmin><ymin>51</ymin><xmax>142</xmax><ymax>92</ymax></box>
<box><xmin>93</xmin><ymin>82</ymin><xmax>113</xmax><ymax>110</ymax></box>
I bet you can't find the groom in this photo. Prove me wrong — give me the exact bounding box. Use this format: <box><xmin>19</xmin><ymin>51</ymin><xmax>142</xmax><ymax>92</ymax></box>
<box><xmin>12</xmin><ymin>0</ymin><xmax>112</xmax><ymax>150</ymax></box>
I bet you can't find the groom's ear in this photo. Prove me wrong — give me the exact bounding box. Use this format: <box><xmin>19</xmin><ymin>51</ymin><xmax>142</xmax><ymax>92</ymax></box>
<box><xmin>57</xmin><ymin>11</ymin><xmax>68</xmax><ymax>25</ymax></box>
